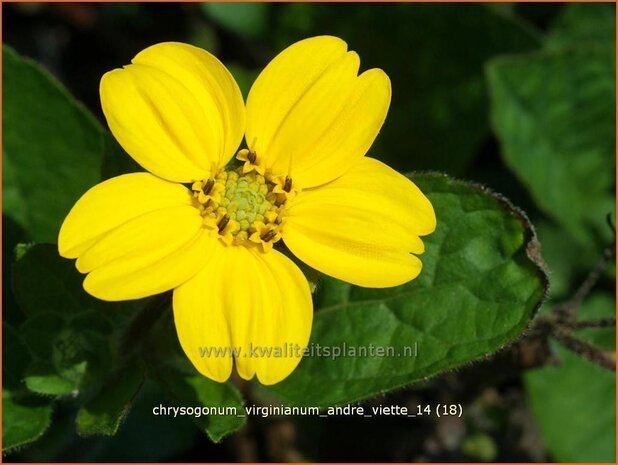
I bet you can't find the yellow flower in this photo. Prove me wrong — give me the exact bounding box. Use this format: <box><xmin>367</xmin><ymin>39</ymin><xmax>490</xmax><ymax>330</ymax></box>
<box><xmin>58</xmin><ymin>36</ymin><xmax>436</xmax><ymax>385</ymax></box>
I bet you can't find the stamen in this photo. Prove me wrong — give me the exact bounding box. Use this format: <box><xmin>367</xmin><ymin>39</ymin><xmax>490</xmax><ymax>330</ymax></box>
<box><xmin>217</xmin><ymin>214</ymin><xmax>230</xmax><ymax>232</ymax></box>
<box><xmin>202</xmin><ymin>179</ymin><xmax>215</xmax><ymax>195</ymax></box>
<box><xmin>270</xmin><ymin>174</ymin><xmax>298</xmax><ymax>205</ymax></box>
<box><xmin>236</xmin><ymin>148</ymin><xmax>265</xmax><ymax>175</ymax></box>
<box><xmin>283</xmin><ymin>176</ymin><xmax>292</xmax><ymax>193</ymax></box>
<box><xmin>261</xmin><ymin>229</ymin><xmax>277</xmax><ymax>242</ymax></box>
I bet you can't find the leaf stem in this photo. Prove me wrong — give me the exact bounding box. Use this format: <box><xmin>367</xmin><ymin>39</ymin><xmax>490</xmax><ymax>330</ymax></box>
<box><xmin>573</xmin><ymin>317</ymin><xmax>616</xmax><ymax>329</ymax></box>
<box><xmin>550</xmin><ymin>326</ymin><xmax>615</xmax><ymax>372</ymax></box>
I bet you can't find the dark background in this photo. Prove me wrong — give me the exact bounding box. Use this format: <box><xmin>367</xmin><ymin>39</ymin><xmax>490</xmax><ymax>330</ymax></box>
<box><xmin>3</xmin><ymin>2</ymin><xmax>615</xmax><ymax>462</ymax></box>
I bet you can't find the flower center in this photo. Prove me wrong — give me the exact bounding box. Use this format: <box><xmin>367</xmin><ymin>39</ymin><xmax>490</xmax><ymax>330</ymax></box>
<box><xmin>192</xmin><ymin>165</ymin><xmax>291</xmax><ymax>252</ymax></box>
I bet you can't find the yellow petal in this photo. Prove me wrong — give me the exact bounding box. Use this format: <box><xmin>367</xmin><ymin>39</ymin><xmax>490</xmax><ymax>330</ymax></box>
<box><xmin>101</xmin><ymin>42</ymin><xmax>245</xmax><ymax>182</ymax></box>
<box><xmin>172</xmin><ymin>244</ymin><xmax>232</xmax><ymax>383</ymax></box>
<box><xmin>84</xmin><ymin>228</ymin><xmax>215</xmax><ymax>301</ymax></box>
<box><xmin>76</xmin><ymin>206</ymin><xmax>202</xmax><ymax>273</ymax></box>
<box><xmin>133</xmin><ymin>42</ymin><xmax>245</xmax><ymax>170</ymax></box>
<box><xmin>173</xmin><ymin>244</ymin><xmax>312</xmax><ymax>385</ymax></box>
<box><xmin>242</xmin><ymin>248</ymin><xmax>313</xmax><ymax>385</ymax></box>
<box><xmin>283</xmin><ymin>157</ymin><xmax>436</xmax><ymax>288</ymax></box>
<box><xmin>245</xmin><ymin>36</ymin><xmax>391</xmax><ymax>188</ymax></box>
<box><xmin>59</xmin><ymin>173</ymin><xmax>194</xmax><ymax>258</ymax></box>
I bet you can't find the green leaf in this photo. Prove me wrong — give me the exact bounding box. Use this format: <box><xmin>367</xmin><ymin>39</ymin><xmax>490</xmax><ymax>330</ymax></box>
<box><xmin>2</xmin><ymin>323</ymin><xmax>53</xmax><ymax>452</ymax></box>
<box><xmin>546</xmin><ymin>3</ymin><xmax>616</xmax><ymax>50</ymax></box>
<box><xmin>2</xmin><ymin>45</ymin><xmax>104</xmax><ymax>242</ymax></box>
<box><xmin>525</xmin><ymin>294</ymin><xmax>616</xmax><ymax>462</ymax></box>
<box><xmin>24</xmin><ymin>362</ymin><xmax>78</xmax><ymax>396</ymax></box>
<box><xmin>12</xmin><ymin>243</ymin><xmax>105</xmax><ymax>315</ymax></box>
<box><xmin>201</xmin><ymin>3</ymin><xmax>270</xmax><ymax>39</ymax></box>
<box><xmin>20</xmin><ymin>311</ymin><xmax>113</xmax><ymax>396</ymax></box>
<box><xmin>268</xmin><ymin>173</ymin><xmax>547</xmax><ymax>407</ymax></box>
<box><xmin>486</xmin><ymin>46</ymin><xmax>616</xmax><ymax>245</ymax></box>
<box><xmin>2</xmin><ymin>389</ymin><xmax>53</xmax><ymax>453</ymax></box>
<box><xmin>157</xmin><ymin>373</ymin><xmax>245</xmax><ymax>443</ymax></box>
<box><xmin>76</xmin><ymin>361</ymin><xmax>146</xmax><ymax>436</ymax></box>
<box><xmin>272</xmin><ymin>3</ymin><xmax>540</xmax><ymax>174</ymax></box>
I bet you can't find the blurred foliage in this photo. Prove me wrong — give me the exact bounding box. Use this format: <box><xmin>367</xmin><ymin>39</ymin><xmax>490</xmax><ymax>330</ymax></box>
<box><xmin>201</xmin><ymin>3</ymin><xmax>269</xmax><ymax>40</ymax></box>
<box><xmin>494</xmin><ymin>7</ymin><xmax>615</xmax><ymax>461</ymax></box>
<box><xmin>545</xmin><ymin>2</ymin><xmax>616</xmax><ymax>50</ymax></box>
<box><xmin>2</xmin><ymin>2</ymin><xmax>615</xmax><ymax>462</ymax></box>
<box><xmin>525</xmin><ymin>294</ymin><xmax>616</xmax><ymax>462</ymax></box>
<box><xmin>461</xmin><ymin>432</ymin><xmax>498</xmax><ymax>462</ymax></box>
<box><xmin>487</xmin><ymin>45</ymin><xmax>615</xmax><ymax>247</ymax></box>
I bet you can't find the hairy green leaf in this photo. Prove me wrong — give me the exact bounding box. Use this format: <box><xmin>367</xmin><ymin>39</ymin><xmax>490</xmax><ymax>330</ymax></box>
<box><xmin>2</xmin><ymin>390</ymin><xmax>53</xmax><ymax>453</ymax></box>
<box><xmin>268</xmin><ymin>173</ymin><xmax>547</xmax><ymax>406</ymax></box>
<box><xmin>2</xmin><ymin>324</ymin><xmax>53</xmax><ymax>452</ymax></box>
<box><xmin>24</xmin><ymin>362</ymin><xmax>78</xmax><ymax>397</ymax></box>
<box><xmin>76</xmin><ymin>361</ymin><xmax>146</xmax><ymax>436</ymax></box>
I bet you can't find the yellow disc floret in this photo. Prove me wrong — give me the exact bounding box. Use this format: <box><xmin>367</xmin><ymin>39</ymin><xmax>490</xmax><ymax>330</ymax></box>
<box><xmin>192</xmin><ymin>155</ymin><xmax>286</xmax><ymax>251</ymax></box>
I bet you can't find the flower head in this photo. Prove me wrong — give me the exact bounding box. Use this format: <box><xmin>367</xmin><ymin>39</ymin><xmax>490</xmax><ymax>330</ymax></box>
<box><xmin>58</xmin><ymin>36</ymin><xmax>436</xmax><ymax>385</ymax></box>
